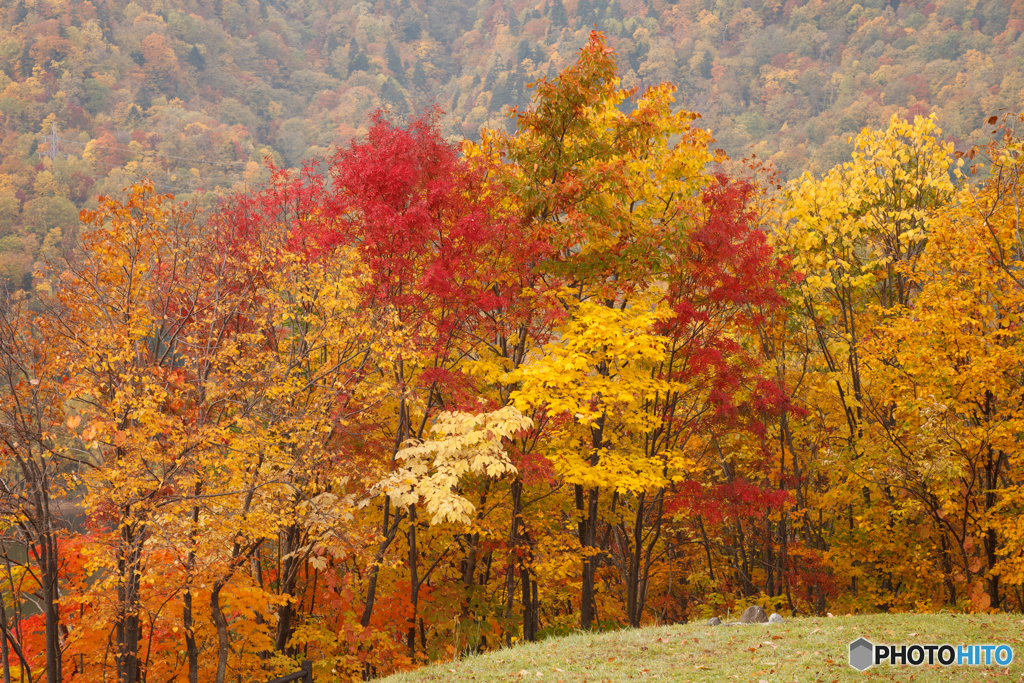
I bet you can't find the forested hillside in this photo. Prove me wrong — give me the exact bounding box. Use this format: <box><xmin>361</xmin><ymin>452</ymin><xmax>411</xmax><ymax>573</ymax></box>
<box><xmin>1</xmin><ymin>0</ymin><xmax>1023</xmax><ymax>287</ymax></box>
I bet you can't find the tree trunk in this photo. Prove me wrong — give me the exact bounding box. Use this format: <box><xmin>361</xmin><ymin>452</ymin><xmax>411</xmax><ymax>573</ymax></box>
<box><xmin>209</xmin><ymin>545</ymin><xmax>261</xmax><ymax>683</ymax></box>
<box><xmin>35</xmin><ymin>476</ymin><xmax>61</xmax><ymax>683</ymax></box>
<box><xmin>115</xmin><ymin>518</ymin><xmax>144</xmax><ymax>683</ymax></box>
<box><xmin>508</xmin><ymin>479</ymin><xmax>539</xmax><ymax>642</ymax></box>
<box><xmin>184</xmin><ymin>498</ymin><xmax>200</xmax><ymax>683</ymax></box>
<box><xmin>0</xmin><ymin>613</ymin><xmax>30</xmax><ymax>683</ymax></box>
<box><xmin>627</xmin><ymin>490</ymin><xmax>664</xmax><ymax>627</ymax></box>
<box><xmin>521</xmin><ymin>566</ymin><xmax>536</xmax><ymax>642</ymax></box>
<box><xmin>274</xmin><ymin>523</ymin><xmax>303</xmax><ymax>653</ymax></box>
<box><xmin>578</xmin><ymin>484</ymin><xmax>599</xmax><ymax>630</ymax></box>
<box><xmin>0</xmin><ymin>586</ymin><xmax>13</xmax><ymax>683</ymax></box>
<box><xmin>625</xmin><ymin>492</ymin><xmax>643</xmax><ymax>627</ymax></box>
<box><xmin>939</xmin><ymin>533</ymin><xmax>957</xmax><ymax>606</ymax></box>
<box><xmin>983</xmin><ymin>442</ymin><xmax>1005</xmax><ymax>610</ymax></box>
<box><xmin>579</xmin><ymin>410</ymin><xmax>606</xmax><ymax>631</ymax></box>
<box><xmin>210</xmin><ymin>579</ymin><xmax>231</xmax><ymax>683</ymax></box>
<box><xmin>363</xmin><ymin>392</ymin><xmax>416</xmax><ymax>631</ymax></box>
<box><xmin>407</xmin><ymin>505</ymin><xmax>419</xmax><ymax>660</ymax></box>
<box><xmin>359</xmin><ymin>497</ymin><xmax>404</xmax><ymax>628</ymax></box>
<box><xmin>183</xmin><ymin>589</ymin><xmax>198</xmax><ymax>683</ymax></box>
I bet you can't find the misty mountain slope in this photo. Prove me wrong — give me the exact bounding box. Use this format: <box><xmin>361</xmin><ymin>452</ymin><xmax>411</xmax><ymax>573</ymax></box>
<box><xmin>0</xmin><ymin>0</ymin><xmax>1020</xmax><ymax>284</ymax></box>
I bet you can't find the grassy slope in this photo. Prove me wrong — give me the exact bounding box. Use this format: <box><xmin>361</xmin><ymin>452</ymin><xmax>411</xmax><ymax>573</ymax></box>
<box><xmin>381</xmin><ymin>613</ymin><xmax>1024</xmax><ymax>682</ymax></box>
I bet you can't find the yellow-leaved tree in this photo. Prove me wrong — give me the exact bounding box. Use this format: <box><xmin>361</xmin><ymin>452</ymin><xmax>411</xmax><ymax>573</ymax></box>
<box><xmin>860</xmin><ymin>117</ymin><xmax>1024</xmax><ymax>611</ymax></box>
<box><xmin>48</xmin><ymin>182</ymin><xmax>386</xmax><ymax>683</ymax></box>
<box><xmin>777</xmin><ymin>114</ymin><xmax>958</xmax><ymax>610</ymax></box>
<box><xmin>477</xmin><ymin>32</ymin><xmax>791</xmax><ymax>631</ymax></box>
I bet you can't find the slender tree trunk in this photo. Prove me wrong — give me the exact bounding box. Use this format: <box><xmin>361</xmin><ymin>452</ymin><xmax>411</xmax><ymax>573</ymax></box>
<box><xmin>115</xmin><ymin>518</ymin><xmax>144</xmax><ymax>683</ymax></box>
<box><xmin>184</xmin><ymin>494</ymin><xmax>201</xmax><ymax>683</ymax></box>
<box><xmin>461</xmin><ymin>482</ymin><xmax>489</xmax><ymax>587</ymax></box>
<box><xmin>983</xmin><ymin>441</ymin><xmax>1004</xmax><ymax>609</ymax></box>
<box><xmin>764</xmin><ymin>513</ymin><xmax>775</xmax><ymax>598</ymax></box>
<box><xmin>359</xmin><ymin>498</ymin><xmax>404</xmax><ymax>628</ymax></box>
<box><xmin>36</xmin><ymin>480</ymin><xmax>61</xmax><ymax>683</ymax></box>
<box><xmin>0</xmin><ymin>585</ymin><xmax>12</xmax><ymax>683</ymax></box>
<box><xmin>508</xmin><ymin>479</ymin><xmax>538</xmax><ymax>642</ymax></box>
<box><xmin>697</xmin><ymin>516</ymin><xmax>715</xmax><ymax>582</ymax></box>
<box><xmin>210</xmin><ymin>540</ymin><xmax>262</xmax><ymax>683</ymax></box>
<box><xmin>578</xmin><ymin>405</ymin><xmax>607</xmax><ymax>631</ymax></box>
<box><xmin>626</xmin><ymin>492</ymin><xmax>644</xmax><ymax>627</ymax></box>
<box><xmin>939</xmin><ymin>533</ymin><xmax>957</xmax><ymax>606</ymax></box>
<box><xmin>210</xmin><ymin>580</ymin><xmax>230</xmax><ymax>683</ymax></box>
<box><xmin>210</xmin><ymin>472</ymin><xmax>262</xmax><ymax>683</ymax></box>
<box><xmin>10</xmin><ymin>456</ymin><xmax>63</xmax><ymax>683</ymax></box>
<box><xmin>407</xmin><ymin>505</ymin><xmax>419</xmax><ymax>659</ymax></box>
<box><xmin>521</xmin><ymin>566</ymin><xmax>536</xmax><ymax>642</ymax></box>
<box><xmin>274</xmin><ymin>523</ymin><xmax>302</xmax><ymax>653</ymax></box>
<box><xmin>632</xmin><ymin>491</ymin><xmax>664</xmax><ymax>627</ymax></box>
<box><xmin>183</xmin><ymin>589</ymin><xmax>197</xmax><ymax>683</ymax></box>
<box><xmin>363</xmin><ymin>392</ymin><xmax>415</xmax><ymax>631</ymax></box>
<box><xmin>0</xmin><ymin>613</ymin><xmax>30</xmax><ymax>683</ymax></box>
<box><xmin>503</xmin><ymin>482</ymin><xmax>520</xmax><ymax>647</ymax></box>
<box><xmin>578</xmin><ymin>484</ymin><xmax>599</xmax><ymax>630</ymax></box>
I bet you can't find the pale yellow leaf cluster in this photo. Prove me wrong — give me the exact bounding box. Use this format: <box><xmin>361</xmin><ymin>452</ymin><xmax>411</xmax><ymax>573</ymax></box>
<box><xmin>382</xmin><ymin>406</ymin><xmax>533</xmax><ymax>525</ymax></box>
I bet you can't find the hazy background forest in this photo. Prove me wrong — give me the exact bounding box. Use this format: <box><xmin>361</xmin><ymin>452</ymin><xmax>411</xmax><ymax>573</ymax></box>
<box><xmin>0</xmin><ymin>0</ymin><xmax>1022</xmax><ymax>287</ymax></box>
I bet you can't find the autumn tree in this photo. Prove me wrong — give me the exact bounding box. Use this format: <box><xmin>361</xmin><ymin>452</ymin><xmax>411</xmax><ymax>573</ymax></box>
<box><xmin>34</xmin><ymin>184</ymin><xmax>212</xmax><ymax>683</ymax></box>
<box><xmin>325</xmin><ymin>109</ymin><xmax>535</xmax><ymax>659</ymax></box>
<box><xmin>478</xmin><ymin>31</ymin><xmax>790</xmax><ymax>631</ymax></box>
<box><xmin>0</xmin><ymin>289</ymin><xmax>67</xmax><ymax>683</ymax></box>
<box><xmin>26</xmin><ymin>178</ymin><xmax>395</xmax><ymax>683</ymax></box>
<box><xmin>858</xmin><ymin>117</ymin><xmax>1024</xmax><ymax>611</ymax></box>
<box><xmin>777</xmin><ymin>114</ymin><xmax>957</xmax><ymax>610</ymax></box>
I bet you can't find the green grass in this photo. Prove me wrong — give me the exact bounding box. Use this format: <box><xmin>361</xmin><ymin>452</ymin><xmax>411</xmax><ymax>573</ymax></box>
<box><xmin>380</xmin><ymin>613</ymin><xmax>1024</xmax><ymax>682</ymax></box>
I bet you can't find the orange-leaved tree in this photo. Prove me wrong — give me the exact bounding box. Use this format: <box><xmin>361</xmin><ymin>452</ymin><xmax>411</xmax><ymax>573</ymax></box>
<box><xmin>860</xmin><ymin>117</ymin><xmax>1024</xmax><ymax>612</ymax></box>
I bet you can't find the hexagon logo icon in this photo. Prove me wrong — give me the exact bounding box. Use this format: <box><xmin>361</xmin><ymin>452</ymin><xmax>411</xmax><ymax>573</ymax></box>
<box><xmin>849</xmin><ymin>637</ymin><xmax>874</xmax><ymax>671</ymax></box>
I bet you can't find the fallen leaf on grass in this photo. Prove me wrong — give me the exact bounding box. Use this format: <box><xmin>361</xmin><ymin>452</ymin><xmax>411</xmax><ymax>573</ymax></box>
<box><xmin>810</xmin><ymin>629</ymin><xmax>821</xmax><ymax>634</ymax></box>
<box><xmin>772</xmin><ymin>635</ymin><xmax>783</xmax><ymax>640</ymax></box>
<box><xmin>652</xmin><ymin>637</ymin><xmax>673</xmax><ymax>644</ymax></box>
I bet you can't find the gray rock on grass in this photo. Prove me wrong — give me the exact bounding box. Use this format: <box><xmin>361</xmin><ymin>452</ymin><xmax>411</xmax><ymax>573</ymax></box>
<box><xmin>740</xmin><ymin>605</ymin><xmax>768</xmax><ymax>624</ymax></box>
<box><xmin>709</xmin><ymin>606</ymin><xmax>779</xmax><ymax>627</ymax></box>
